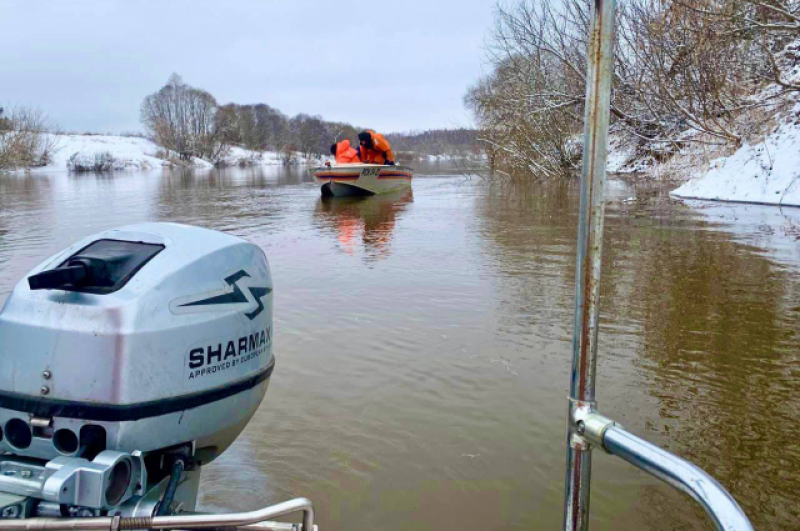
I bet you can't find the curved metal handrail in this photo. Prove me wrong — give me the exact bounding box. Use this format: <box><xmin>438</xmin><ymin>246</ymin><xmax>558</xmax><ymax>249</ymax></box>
<box><xmin>152</xmin><ymin>497</ymin><xmax>315</xmax><ymax>531</ymax></box>
<box><xmin>603</xmin><ymin>427</ymin><xmax>753</xmax><ymax>531</ymax></box>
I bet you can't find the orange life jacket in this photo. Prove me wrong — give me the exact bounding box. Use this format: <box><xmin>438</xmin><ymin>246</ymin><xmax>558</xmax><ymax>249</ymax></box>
<box><xmin>360</xmin><ymin>130</ymin><xmax>395</xmax><ymax>165</ymax></box>
<box><xmin>335</xmin><ymin>140</ymin><xmax>361</xmax><ymax>163</ymax></box>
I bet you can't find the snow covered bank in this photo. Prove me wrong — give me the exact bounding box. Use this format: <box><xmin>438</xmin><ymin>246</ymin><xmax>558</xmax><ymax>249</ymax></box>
<box><xmin>610</xmin><ymin>37</ymin><xmax>800</xmax><ymax>208</ymax></box>
<box><xmin>391</xmin><ymin>151</ymin><xmax>486</xmax><ymax>164</ymax></box>
<box><xmin>670</xmin><ymin>120</ymin><xmax>800</xmax><ymax>207</ymax></box>
<box><xmin>217</xmin><ymin>145</ymin><xmax>318</xmax><ymax>167</ymax></box>
<box><xmin>39</xmin><ymin>134</ymin><xmax>169</xmax><ymax>172</ymax></box>
<box><xmin>422</xmin><ymin>153</ymin><xmax>485</xmax><ymax>162</ymax></box>
<box><xmin>24</xmin><ymin>134</ymin><xmax>311</xmax><ymax>173</ymax></box>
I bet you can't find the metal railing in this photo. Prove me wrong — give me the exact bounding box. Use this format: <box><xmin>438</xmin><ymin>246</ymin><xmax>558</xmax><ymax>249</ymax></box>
<box><xmin>0</xmin><ymin>498</ymin><xmax>316</xmax><ymax>531</ymax></box>
<box><xmin>563</xmin><ymin>0</ymin><xmax>754</xmax><ymax>530</ymax></box>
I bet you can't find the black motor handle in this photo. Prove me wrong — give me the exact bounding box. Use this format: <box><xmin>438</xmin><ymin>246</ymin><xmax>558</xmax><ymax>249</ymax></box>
<box><xmin>27</xmin><ymin>255</ymin><xmax>114</xmax><ymax>291</ymax></box>
<box><xmin>28</xmin><ymin>263</ymin><xmax>88</xmax><ymax>290</ymax></box>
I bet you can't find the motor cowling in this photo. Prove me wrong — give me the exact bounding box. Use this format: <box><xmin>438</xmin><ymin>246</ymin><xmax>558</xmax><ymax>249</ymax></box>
<box><xmin>0</xmin><ymin>223</ymin><xmax>274</xmax><ymax>515</ymax></box>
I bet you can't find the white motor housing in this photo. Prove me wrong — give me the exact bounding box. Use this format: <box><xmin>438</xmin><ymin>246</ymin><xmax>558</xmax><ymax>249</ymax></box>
<box><xmin>0</xmin><ymin>223</ymin><xmax>274</xmax><ymax>466</ymax></box>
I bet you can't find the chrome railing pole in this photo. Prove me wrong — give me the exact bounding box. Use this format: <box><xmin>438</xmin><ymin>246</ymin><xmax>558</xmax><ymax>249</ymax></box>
<box><xmin>560</xmin><ymin>0</ymin><xmax>754</xmax><ymax>527</ymax></box>
<box><xmin>563</xmin><ymin>0</ymin><xmax>616</xmax><ymax>530</ymax></box>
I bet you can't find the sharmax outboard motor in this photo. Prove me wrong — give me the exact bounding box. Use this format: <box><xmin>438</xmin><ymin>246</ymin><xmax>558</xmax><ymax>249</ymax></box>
<box><xmin>0</xmin><ymin>223</ymin><xmax>315</xmax><ymax>530</ymax></box>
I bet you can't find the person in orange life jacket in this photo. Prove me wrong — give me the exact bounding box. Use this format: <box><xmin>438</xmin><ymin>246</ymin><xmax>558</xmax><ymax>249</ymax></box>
<box><xmin>358</xmin><ymin>130</ymin><xmax>395</xmax><ymax>165</ymax></box>
<box><xmin>330</xmin><ymin>140</ymin><xmax>361</xmax><ymax>164</ymax></box>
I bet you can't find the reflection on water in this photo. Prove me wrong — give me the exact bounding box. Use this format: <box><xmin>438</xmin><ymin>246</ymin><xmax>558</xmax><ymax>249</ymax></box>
<box><xmin>0</xmin><ymin>167</ymin><xmax>798</xmax><ymax>530</ymax></box>
<box><xmin>474</xmin><ymin>184</ymin><xmax>800</xmax><ymax>529</ymax></box>
<box><xmin>313</xmin><ymin>189</ymin><xmax>414</xmax><ymax>261</ymax></box>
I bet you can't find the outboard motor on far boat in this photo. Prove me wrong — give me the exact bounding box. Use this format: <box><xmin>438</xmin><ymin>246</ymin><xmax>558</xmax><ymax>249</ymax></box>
<box><xmin>0</xmin><ymin>223</ymin><xmax>314</xmax><ymax>529</ymax></box>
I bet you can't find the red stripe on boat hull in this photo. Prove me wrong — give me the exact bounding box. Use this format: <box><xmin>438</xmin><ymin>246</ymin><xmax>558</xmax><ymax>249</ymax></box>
<box><xmin>316</xmin><ymin>177</ymin><xmax>361</xmax><ymax>181</ymax></box>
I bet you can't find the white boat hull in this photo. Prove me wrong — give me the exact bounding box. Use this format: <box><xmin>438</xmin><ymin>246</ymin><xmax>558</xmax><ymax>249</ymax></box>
<box><xmin>312</xmin><ymin>164</ymin><xmax>413</xmax><ymax>197</ymax></box>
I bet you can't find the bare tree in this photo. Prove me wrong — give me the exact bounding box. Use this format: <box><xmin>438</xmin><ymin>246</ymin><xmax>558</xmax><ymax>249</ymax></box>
<box><xmin>465</xmin><ymin>0</ymin><xmax>590</xmax><ymax>182</ymax></box>
<box><xmin>622</xmin><ymin>0</ymin><xmax>758</xmax><ymax>145</ymax></box>
<box><xmin>218</xmin><ymin>103</ymin><xmax>294</xmax><ymax>154</ymax></box>
<box><xmin>140</xmin><ymin>74</ymin><xmax>229</xmax><ymax>162</ymax></box>
<box><xmin>0</xmin><ymin>106</ymin><xmax>58</xmax><ymax>170</ymax></box>
<box><xmin>466</xmin><ymin>0</ymin><xmax>798</xmax><ymax>182</ymax></box>
<box><xmin>289</xmin><ymin>114</ymin><xmax>330</xmax><ymax>159</ymax></box>
<box><xmin>676</xmin><ymin>0</ymin><xmax>800</xmax><ymax>92</ymax></box>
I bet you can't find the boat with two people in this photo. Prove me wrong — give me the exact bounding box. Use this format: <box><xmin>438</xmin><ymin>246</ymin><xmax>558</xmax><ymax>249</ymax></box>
<box><xmin>312</xmin><ymin>163</ymin><xmax>413</xmax><ymax>197</ymax></box>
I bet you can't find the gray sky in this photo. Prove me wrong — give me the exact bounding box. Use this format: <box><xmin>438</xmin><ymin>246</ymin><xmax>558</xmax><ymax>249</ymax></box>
<box><xmin>1</xmin><ymin>0</ymin><xmax>494</xmax><ymax>134</ymax></box>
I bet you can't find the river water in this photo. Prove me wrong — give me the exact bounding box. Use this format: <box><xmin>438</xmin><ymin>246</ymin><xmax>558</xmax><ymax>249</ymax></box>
<box><xmin>0</xmin><ymin>164</ymin><xmax>798</xmax><ymax>530</ymax></box>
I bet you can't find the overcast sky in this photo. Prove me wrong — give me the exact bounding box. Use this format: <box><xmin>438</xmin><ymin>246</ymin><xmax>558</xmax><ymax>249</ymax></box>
<box><xmin>1</xmin><ymin>0</ymin><xmax>495</xmax><ymax>134</ymax></box>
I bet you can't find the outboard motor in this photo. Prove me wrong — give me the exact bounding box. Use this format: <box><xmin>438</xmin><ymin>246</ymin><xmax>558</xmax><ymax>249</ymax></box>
<box><xmin>0</xmin><ymin>223</ymin><xmax>277</xmax><ymax>520</ymax></box>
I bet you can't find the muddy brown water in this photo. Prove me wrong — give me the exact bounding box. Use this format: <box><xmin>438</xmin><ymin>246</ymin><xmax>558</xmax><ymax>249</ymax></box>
<box><xmin>1</xmin><ymin>164</ymin><xmax>798</xmax><ymax>530</ymax></box>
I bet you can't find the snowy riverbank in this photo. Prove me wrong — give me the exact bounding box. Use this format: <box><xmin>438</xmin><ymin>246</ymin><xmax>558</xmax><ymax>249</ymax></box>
<box><xmin>27</xmin><ymin>134</ymin><xmax>312</xmax><ymax>173</ymax></box>
<box><xmin>618</xmin><ymin>42</ymin><xmax>800</xmax><ymax>208</ymax></box>
<box><xmin>19</xmin><ymin>134</ymin><xmax>471</xmax><ymax>173</ymax></box>
<box><xmin>606</xmin><ymin>100</ymin><xmax>800</xmax><ymax>209</ymax></box>
<box><xmin>670</xmin><ymin>120</ymin><xmax>800</xmax><ymax>207</ymax></box>
<box><xmin>13</xmin><ymin>122</ymin><xmax>800</xmax><ymax>210</ymax></box>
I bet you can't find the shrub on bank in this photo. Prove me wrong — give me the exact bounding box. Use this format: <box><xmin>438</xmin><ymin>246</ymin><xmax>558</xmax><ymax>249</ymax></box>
<box><xmin>68</xmin><ymin>151</ymin><xmax>117</xmax><ymax>172</ymax></box>
<box><xmin>0</xmin><ymin>106</ymin><xmax>58</xmax><ymax>170</ymax></box>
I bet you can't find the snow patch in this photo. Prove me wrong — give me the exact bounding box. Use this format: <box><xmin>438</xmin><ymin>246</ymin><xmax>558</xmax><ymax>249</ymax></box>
<box><xmin>423</xmin><ymin>153</ymin><xmax>486</xmax><ymax>162</ymax></box>
<box><xmin>35</xmin><ymin>134</ymin><xmax>171</xmax><ymax>172</ymax></box>
<box><xmin>671</xmin><ymin>121</ymin><xmax>800</xmax><ymax>207</ymax></box>
<box><xmin>606</xmin><ymin>137</ymin><xmax>635</xmax><ymax>173</ymax></box>
<box><xmin>218</xmin><ymin>146</ymin><xmax>316</xmax><ymax>167</ymax></box>
<box><xmin>21</xmin><ymin>134</ymin><xmax>314</xmax><ymax>172</ymax></box>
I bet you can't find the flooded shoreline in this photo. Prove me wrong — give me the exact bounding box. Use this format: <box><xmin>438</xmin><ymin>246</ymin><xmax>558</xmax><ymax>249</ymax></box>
<box><xmin>1</xmin><ymin>165</ymin><xmax>798</xmax><ymax>530</ymax></box>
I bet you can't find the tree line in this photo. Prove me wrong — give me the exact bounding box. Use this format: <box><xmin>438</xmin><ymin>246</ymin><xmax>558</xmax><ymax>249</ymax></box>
<box><xmin>386</xmin><ymin>128</ymin><xmax>480</xmax><ymax>157</ymax></box>
<box><xmin>218</xmin><ymin>104</ymin><xmax>362</xmax><ymax>160</ymax></box>
<box><xmin>142</xmin><ymin>75</ymin><xmax>425</xmax><ymax>163</ymax></box>
<box><xmin>141</xmin><ymin>75</ymin><xmax>486</xmax><ymax>164</ymax></box>
<box><xmin>140</xmin><ymin>74</ymin><xmax>364</xmax><ymax>163</ymax></box>
<box><xmin>465</xmin><ymin>0</ymin><xmax>800</xmax><ymax>182</ymax></box>
<box><xmin>2</xmin><ymin>74</ymin><xmax>484</xmax><ymax>171</ymax></box>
